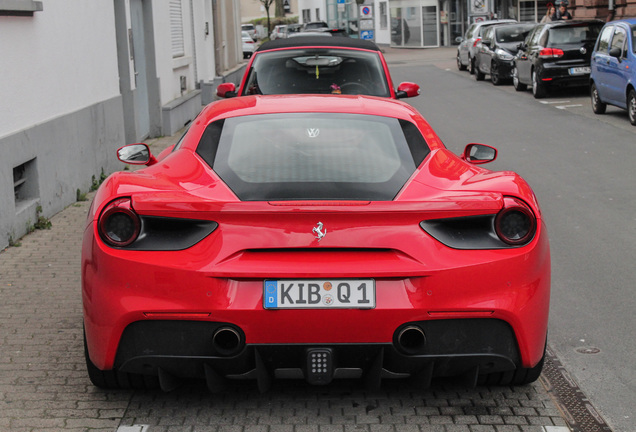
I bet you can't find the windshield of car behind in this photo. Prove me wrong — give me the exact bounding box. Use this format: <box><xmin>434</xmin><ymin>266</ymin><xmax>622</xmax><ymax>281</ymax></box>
<box><xmin>196</xmin><ymin>113</ymin><xmax>430</xmax><ymax>200</ymax></box>
<box><xmin>548</xmin><ymin>24</ymin><xmax>602</xmax><ymax>45</ymax></box>
<box><xmin>496</xmin><ymin>26</ymin><xmax>531</xmax><ymax>43</ymax></box>
<box><xmin>242</xmin><ymin>49</ymin><xmax>391</xmax><ymax>97</ymax></box>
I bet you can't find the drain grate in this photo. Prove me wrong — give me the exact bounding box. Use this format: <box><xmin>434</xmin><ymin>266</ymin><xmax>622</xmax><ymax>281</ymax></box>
<box><xmin>540</xmin><ymin>345</ymin><xmax>613</xmax><ymax>432</ymax></box>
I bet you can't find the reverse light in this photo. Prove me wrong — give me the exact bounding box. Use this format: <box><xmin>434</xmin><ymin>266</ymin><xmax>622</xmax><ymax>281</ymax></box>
<box><xmin>495</xmin><ymin>197</ymin><xmax>536</xmax><ymax>246</ymax></box>
<box><xmin>98</xmin><ymin>197</ymin><xmax>141</xmax><ymax>247</ymax></box>
<box><xmin>539</xmin><ymin>48</ymin><xmax>564</xmax><ymax>58</ymax></box>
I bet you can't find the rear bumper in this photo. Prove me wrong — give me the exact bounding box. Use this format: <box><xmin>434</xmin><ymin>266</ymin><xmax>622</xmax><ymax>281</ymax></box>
<box><xmin>539</xmin><ymin>63</ymin><xmax>590</xmax><ymax>87</ymax></box>
<box><xmin>115</xmin><ymin>319</ymin><xmax>520</xmax><ymax>387</ymax></box>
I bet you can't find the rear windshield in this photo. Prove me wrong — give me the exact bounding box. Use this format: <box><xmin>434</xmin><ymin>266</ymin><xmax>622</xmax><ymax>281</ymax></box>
<box><xmin>548</xmin><ymin>23</ymin><xmax>602</xmax><ymax>45</ymax></box>
<box><xmin>242</xmin><ymin>48</ymin><xmax>391</xmax><ymax>97</ymax></box>
<box><xmin>196</xmin><ymin>113</ymin><xmax>430</xmax><ymax>201</ymax></box>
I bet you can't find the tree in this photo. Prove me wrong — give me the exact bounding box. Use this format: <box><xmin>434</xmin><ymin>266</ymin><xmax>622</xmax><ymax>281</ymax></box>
<box><xmin>259</xmin><ymin>0</ymin><xmax>275</xmax><ymax>34</ymax></box>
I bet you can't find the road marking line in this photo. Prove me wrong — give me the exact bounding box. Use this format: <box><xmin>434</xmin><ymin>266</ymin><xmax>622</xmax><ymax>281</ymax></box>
<box><xmin>556</xmin><ymin>104</ymin><xmax>583</xmax><ymax>109</ymax></box>
<box><xmin>540</xmin><ymin>100</ymin><xmax>571</xmax><ymax>104</ymax></box>
<box><xmin>117</xmin><ymin>426</ymin><xmax>149</xmax><ymax>432</ymax></box>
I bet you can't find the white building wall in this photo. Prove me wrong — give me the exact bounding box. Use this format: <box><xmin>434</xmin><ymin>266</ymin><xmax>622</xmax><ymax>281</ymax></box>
<box><xmin>0</xmin><ymin>0</ymin><xmax>125</xmax><ymax>250</ymax></box>
<box><xmin>300</xmin><ymin>0</ymin><xmax>326</xmax><ymax>23</ymax></box>
<box><xmin>152</xmin><ymin>0</ymin><xmax>197</xmax><ymax>106</ymax></box>
<box><xmin>0</xmin><ymin>0</ymin><xmax>120</xmax><ymax>139</ymax></box>
<box><xmin>375</xmin><ymin>0</ymin><xmax>392</xmax><ymax>44</ymax></box>
<box><xmin>193</xmin><ymin>0</ymin><xmax>216</xmax><ymax>83</ymax></box>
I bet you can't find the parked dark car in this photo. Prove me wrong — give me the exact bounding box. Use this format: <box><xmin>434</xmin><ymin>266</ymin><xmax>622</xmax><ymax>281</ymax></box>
<box><xmin>512</xmin><ymin>20</ymin><xmax>603</xmax><ymax>98</ymax></box>
<box><xmin>456</xmin><ymin>19</ymin><xmax>517</xmax><ymax>74</ymax></box>
<box><xmin>590</xmin><ymin>18</ymin><xmax>636</xmax><ymax>125</ymax></box>
<box><xmin>474</xmin><ymin>23</ymin><xmax>536</xmax><ymax>85</ymax></box>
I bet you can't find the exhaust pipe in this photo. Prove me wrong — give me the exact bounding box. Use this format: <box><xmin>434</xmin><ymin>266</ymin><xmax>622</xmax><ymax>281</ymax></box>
<box><xmin>212</xmin><ymin>326</ymin><xmax>243</xmax><ymax>356</ymax></box>
<box><xmin>396</xmin><ymin>325</ymin><xmax>426</xmax><ymax>354</ymax></box>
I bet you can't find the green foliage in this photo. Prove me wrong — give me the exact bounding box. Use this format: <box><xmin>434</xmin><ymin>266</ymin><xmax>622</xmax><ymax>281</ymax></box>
<box><xmin>90</xmin><ymin>168</ymin><xmax>107</xmax><ymax>192</ymax></box>
<box><xmin>33</xmin><ymin>205</ymin><xmax>52</xmax><ymax>231</ymax></box>
<box><xmin>76</xmin><ymin>188</ymin><xmax>88</xmax><ymax>202</ymax></box>
<box><xmin>8</xmin><ymin>235</ymin><xmax>21</xmax><ymax>247</ymax></box>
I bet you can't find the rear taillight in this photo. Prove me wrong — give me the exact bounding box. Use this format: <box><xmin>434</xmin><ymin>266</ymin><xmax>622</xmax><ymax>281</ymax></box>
<box><xmin>98</xmin><ymin>197</ymin><xmax>141</xmax><ymax>247</ymax></box>
<box><xmin>495</xmin><ymin>197</ymin><xmax>537</xmax><ymax>246</ymax></box>
<box><xmin>473</xmin><ymin>38</ymin><xmax>481</xmax><ymax>47</ymax></box>
<box><xmin>539</xmin><ymin>48</ymin><xmax>564</xmax><ymax>58</ymax></box>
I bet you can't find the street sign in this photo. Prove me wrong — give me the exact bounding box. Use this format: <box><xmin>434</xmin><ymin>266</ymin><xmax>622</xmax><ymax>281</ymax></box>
<box><xmin>360</xmin><ymin>30</ymin><xmax>374</xmax><ymax>40</ymax></box>
<box><xmin>360</xmin><ymin>5</ymin><xmax>373</xmax><ymax>18</ymax></box>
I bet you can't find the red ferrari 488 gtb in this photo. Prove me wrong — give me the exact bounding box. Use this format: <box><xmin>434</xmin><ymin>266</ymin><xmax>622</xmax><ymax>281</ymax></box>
<box><xmin>82</xmin><ymin>94</ymin><xmax>550</xmax><ymax>392</ymax></box>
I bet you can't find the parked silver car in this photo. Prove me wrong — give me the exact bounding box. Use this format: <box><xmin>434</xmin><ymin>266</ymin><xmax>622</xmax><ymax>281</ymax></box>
<box><xmin>457</xmin><ymin>19</ymin><xmax>517</xmax><ymax>74</ymax></box>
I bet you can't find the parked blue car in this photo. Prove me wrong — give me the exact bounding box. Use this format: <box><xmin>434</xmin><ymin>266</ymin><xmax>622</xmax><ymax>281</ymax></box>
<box><xmin>590</xmin><ymin>18</ymin><xmax>636</xmax><ymax>125</ymax></box>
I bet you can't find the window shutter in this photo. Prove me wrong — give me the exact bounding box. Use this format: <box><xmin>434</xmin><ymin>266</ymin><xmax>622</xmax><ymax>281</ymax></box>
<box><xmin>170</xmin><ymin>0</ymin><xmax>185</xmax><ymax>58</ymax></box>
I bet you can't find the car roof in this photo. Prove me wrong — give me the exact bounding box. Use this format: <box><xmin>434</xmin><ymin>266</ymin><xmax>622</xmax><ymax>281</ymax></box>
<box><xmin>474</xmin><ymin>19</ymin><xmax>516</xmax><ymax>28</ymax></box>
<box><xmin>605</xmin><ymin>18</ymin><xmax>636</xmax><ymax>26</ymax></box>
<box><xmin>198</xmin><ymin>95</ymin><xmax>420</xmax><ymax>124</ymax></box>
<box><xmin>256</xmin><ymin>37</ymin><xmax>382</xmax><ymax>52</ymax></box>
<box><xmin>543</xmin><ymin>19</ymin><xmax>604</xmax><ymax>28</ymax></box>
<box><xmin>494</xmin><ymin>22</ymin><xmax>535</xmax><ymax>29</ymax></box>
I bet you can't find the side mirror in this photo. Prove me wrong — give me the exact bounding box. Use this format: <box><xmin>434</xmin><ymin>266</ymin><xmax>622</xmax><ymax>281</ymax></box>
<box><xmin>609</xmin><ymin>47</ymin><xmax>622</xmax><ymax>59</ymax></box>
<box><xmin>216</xmin><ymin>82</ymin><xmax>237</xmax><ymax>98</ymax></box>
<box><xmin>461</xmin><ymin>143</ymin><xmax>497</xmax><ymax>164</ymax></box>
<box><xmin>395</xmin><ymin>82</ymin><xmax>420</xmax><ymax>99</ymax></box>
<box><xmin>117</xmin><ymin>143</ymin><xmax>158</xmax><ymax>166</ymax></box>
<box><xmin>481</xmin><ymin>40</ymin><xmax>491</xmax><ymax>47</ymax></box>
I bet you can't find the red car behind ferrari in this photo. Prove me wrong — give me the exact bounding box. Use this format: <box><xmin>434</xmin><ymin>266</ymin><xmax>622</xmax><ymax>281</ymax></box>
<box><xmin>82</xmin><ymin>95</ymin><xmax>550</xmax><ymax>392</ymax></box>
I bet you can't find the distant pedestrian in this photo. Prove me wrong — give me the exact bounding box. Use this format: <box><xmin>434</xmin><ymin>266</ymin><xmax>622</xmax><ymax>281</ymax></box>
<box><xmin>541</xmin><ymin>6</ymin><xmax>556</xmax><ymax>23</ymax></box>
<box><xmin>552</xmin><ymin>2</ymin><xmax>572</xmax><ymax>20</ymax></box>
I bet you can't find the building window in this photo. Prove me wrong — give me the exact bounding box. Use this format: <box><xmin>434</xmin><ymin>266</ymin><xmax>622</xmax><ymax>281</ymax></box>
<box><xmin>316</xmin><ymin>8</ymin><xmax>320</xmax><ymax>21</ymax></box>
<box><xmin>380</xmin><ymin>2</ymin><xmax>388</xmax><ymax>29</ymax></box>
<box><xmin>302</xmin><ymin>8</ymin><xmax>311</xmax><ymax>23</ymax></box>
<box><xmin>13</xmin><ymin>158</ymin><xmax>39</xmax><ymax>212</ymax></box>
<box><xmin>170</xmin><ymin>0</ymin><xmax>185</xmax><ymax>58</ymax></box>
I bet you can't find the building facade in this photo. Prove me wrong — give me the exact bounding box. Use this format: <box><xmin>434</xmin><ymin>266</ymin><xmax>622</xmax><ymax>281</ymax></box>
<box><xmin>298</xmin><ymin>0</ymin><xmax>635</xmax><ymax>48</ymax></box>
<box><xmin>1</xmin><ymin>0</ymin><xmax>243</xmax><ymax>250</ymax></box>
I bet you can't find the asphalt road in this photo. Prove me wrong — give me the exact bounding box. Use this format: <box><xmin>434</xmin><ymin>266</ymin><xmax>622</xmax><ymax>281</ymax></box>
<box><xmin>384</xmin><ymin>46</ymin><xmax>636</xmax><ymax>432</ymax></box>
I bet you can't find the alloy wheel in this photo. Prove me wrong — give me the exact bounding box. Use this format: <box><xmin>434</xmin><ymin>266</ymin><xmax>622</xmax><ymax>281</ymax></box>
<box><xmin>628</xmin><ymin>89</ymin><xmax>636</xmax><ymax>125</ymax></box>
<box><xmin>491</xmin><ymin>63</ymin><xmax>500</xmax><ymax>85</ymax></box>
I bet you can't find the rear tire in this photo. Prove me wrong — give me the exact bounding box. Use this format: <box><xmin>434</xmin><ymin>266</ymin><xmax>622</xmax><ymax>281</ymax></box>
<box><xmin>590</xmin><ymin>83</ymin><xmax>607</xmax><ymax>114</ymax></box>
<box><xmin>627</xmin><ymin>89</ymin><xmax>636</xmax><ymax>126</ymax></box>
<box><xmin>532</xmin><ymin>70</ymin><xmax>547</xmax><ymax>99</ymax></box>
<box><xmin>469</xmin><ymin>56</ymin><xmax>476</xmax><ymax>75</ymax></box>
<box><xmin>512</xmin><ymin>66</ymin><xmax>526</xmax><ymax>91</ymax></box>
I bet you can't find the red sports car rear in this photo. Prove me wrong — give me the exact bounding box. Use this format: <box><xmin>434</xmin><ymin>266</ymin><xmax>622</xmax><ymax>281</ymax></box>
<box><xmin>82</xmin><ymin>95</ymin><xmax>550</xmax><ymax>391</ymax></box>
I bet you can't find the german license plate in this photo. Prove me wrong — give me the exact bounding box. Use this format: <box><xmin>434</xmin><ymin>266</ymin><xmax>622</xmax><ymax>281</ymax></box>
<box><xmin>569</xmin><ymin>66</ymin><xmax>590</xmax><ymax>75</ymax></box>
<box><xmin>263</xmin><ymin>279</ymin><xmax>375</xmax><ymax>309</ymax></box>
